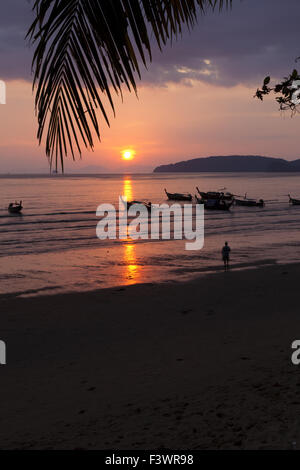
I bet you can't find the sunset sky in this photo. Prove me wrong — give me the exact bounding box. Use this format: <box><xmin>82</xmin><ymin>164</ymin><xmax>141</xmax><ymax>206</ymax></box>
<box><xmin>1</xmin><ymin>0</ymin><xmax>300</xmax><ymax>173</ymax></box>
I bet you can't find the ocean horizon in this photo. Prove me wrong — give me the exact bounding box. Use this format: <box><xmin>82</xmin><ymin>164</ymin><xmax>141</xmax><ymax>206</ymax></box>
<box><xmin>1</xmin><ymin>172</ymin><xmax>300</xmax><ymax>297</ymax></box>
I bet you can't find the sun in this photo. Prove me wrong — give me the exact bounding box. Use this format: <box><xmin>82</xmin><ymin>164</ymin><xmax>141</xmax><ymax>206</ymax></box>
<box><xmin>122</xmin><ymin>149</ymin><xmax>135</xmax><ymax>161</ymax></box>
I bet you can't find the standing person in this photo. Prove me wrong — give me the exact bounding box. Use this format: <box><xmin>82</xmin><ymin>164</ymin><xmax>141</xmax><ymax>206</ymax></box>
<box><xmin>222</xmin><ymin>241</ymin><xmax>231</xmax><ymax>271</ymax></box>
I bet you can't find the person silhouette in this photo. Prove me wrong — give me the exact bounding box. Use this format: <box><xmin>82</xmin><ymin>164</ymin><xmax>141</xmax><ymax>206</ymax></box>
<box><xmin>222</xmin><ymin>241</ymin><xmax>231</xmax><ymax>271</ymax></box>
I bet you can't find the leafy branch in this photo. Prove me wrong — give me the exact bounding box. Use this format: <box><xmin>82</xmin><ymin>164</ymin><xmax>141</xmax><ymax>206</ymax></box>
<box><xmin>255</xmin><ymin>68</ymin><xmax>300</xmax><ymax>114</ymax></box>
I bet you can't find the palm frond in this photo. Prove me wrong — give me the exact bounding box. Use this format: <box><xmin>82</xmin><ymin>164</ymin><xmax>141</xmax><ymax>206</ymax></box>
<box><xmin>28</xmin><ymin>0</ymin><xmax>231</xmax><ymax>171</ymax></box>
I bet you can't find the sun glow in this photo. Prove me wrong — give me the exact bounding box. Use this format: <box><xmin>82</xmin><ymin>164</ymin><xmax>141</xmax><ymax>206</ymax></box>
<box><xmin>122</xmin><ymin>149</ymin><xmax>135</xmax><ymax>161</ymax></box>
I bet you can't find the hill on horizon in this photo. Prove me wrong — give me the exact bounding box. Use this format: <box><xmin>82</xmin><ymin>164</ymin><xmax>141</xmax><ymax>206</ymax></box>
<box><xmin>153</xmin><ymin>155</ymin><xmax>300</xmax><ymax>173</ymax></box>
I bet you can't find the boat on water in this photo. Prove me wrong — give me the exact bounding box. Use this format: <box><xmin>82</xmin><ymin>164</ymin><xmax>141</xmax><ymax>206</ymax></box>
<box><xmin>127</xmin><ymin>200</ymin><xmax>152</xmax><ymax>211</ymax></box>
<box><xmin>288</xmin><ymin>194</ymin><xmax>300</xmax><ymax>205</ymax></box>
<box><xmin>8</xmin><ymin>201</ymin><xmax>23</xmax><ymax>214</ymax></box>
<box><xmin>195</xmin><ymin>194</ymin><xmax>233</xmax><ymax>211</ymax></box>
<box><xmin>235</xmin><ymin>195</ymin><xmax>265</xmax><ymax>207</ymax></box>
<box><xmin>196</xmin><ymin>187</ymin><xmax>233</xmax><ymax>201</ymax></box>
<box><xmin>164</xmin><ymin>189</ymin><xmax>192</xmax><ymax>201</ymax></box>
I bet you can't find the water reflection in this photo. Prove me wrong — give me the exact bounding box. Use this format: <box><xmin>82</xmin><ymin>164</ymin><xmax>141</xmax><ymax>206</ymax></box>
<box><xmin>123</xmin><ymin>243</ymin><xmax>141</xmax><ymax>284</ymax></box>
<box><xmin>123</xmin><ymin>178</ymin><xmax>133</xmax><ymax>201</ymax></box>
<box><xmin>122</xmin><ymin>178</ymin><xmax>141</xmax><ymax>284</ymax></box>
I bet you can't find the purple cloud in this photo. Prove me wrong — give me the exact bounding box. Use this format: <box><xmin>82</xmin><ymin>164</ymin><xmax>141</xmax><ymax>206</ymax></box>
<box><xmin>0</xmin><ymin>0</ymin><xmax>299</xmax><ymax>88</ymax></box>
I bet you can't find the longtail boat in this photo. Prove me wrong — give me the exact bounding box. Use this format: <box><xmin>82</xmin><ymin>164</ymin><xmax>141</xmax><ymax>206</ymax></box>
<box><xmin>8</xmin><ymin>201</ymin><xmax>23</xmax><ymax>214</ymax></box>
<box><xmin>196</xmin><ymin>187</ymin><xmax>233</xmax><ymax>201</ymax></box>
<box><xmin>164</xmin><ymin>189</ymin><xmax>192</xmax><ymax>201</ymax></box>
<box><xmin>195</xmin><ymin>194</ymin><xmax>233</xmax><ymax>211</ymax></box>
<box><xmin>235</xmin><ymin>196</ymin><xmax>264</xmax><ymax>207</ymax></box>
<box><xmin>288</xmin><ymin>194</ymin><xmax>300</xmax><ymax>206</ymax></box>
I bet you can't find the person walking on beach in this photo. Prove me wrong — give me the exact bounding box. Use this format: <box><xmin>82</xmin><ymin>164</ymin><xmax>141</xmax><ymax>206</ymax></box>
<box><xmin>222</xmin><ymin>241</ymin><xmax>231</xmax><ymax>271</ymax></box>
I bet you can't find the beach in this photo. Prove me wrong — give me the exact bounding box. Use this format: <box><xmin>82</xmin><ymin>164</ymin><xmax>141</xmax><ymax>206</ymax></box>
<box><xmin>0</xmin><ymin>263</ymin><xmax>299</xmax><ymax>450</ymax></box>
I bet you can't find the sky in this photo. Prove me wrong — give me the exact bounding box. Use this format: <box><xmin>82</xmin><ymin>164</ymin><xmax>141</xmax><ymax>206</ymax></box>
<box><xmin>1</xmin><ymin>0</ymin><xmax>300</xmax><ymax>173</ymax></box>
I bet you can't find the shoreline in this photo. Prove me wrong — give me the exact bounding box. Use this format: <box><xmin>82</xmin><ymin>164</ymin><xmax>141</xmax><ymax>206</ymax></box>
<box><xmin>0</xmin><ymin>256</ymin><xmax>289</xmax><ymax>300</ymax></box>
<box><xmin>0</xmin><ymin>262</ymin><xmax>300</xmax><ymax>449</ymax></box>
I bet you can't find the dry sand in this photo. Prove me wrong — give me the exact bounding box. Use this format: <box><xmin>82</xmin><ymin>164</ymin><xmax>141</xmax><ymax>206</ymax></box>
<box><xmin>0</xmin><ymin>263</ymin><xmax>299</xmax><ymax>450</ymax></box>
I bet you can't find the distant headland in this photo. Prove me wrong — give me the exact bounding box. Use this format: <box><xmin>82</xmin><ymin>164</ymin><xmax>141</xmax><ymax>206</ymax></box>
<box><xmin>153</xmin><ymin>155</ymin><xmax>300</xmax><ymax>173</ymax></box>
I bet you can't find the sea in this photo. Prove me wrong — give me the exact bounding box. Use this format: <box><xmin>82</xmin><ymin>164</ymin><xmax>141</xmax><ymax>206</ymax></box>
<box><xmin>1</xmin><ymin>172</ymin><xmax>300</xmax><ymax>297</ymax></box>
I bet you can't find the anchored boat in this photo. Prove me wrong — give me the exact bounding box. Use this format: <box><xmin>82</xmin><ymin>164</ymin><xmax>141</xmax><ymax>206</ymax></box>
<box><xmin>288</xmin><ymin>194</ymin><xmax>300</xmax><ymax>206</ymax></box>
<box><xmin>127</xmin><ymin>200</ymin><xmax>152</xmax><ymax>212</ymax></box>
<box><xmin>164</xmin><ymin>189</ymin><xmax>192</xmax><ymax>201</ymax></box>
<box><xmin>196</xmin><ymin>187</ymin><xmax>233</xmax><ymax>201</ymax></box>
<box><xmin>8</xmin><ymin>201</ymin><xmax>23</xmax><ymax>214</ymax></box>
<box><xmin>195</xmin><ymin>194</ymin><xmax>233</xmax><ymax>211</ymax></box>
<box><xmin>235</xmin><ymin>195</ymin><xmax>264</xmax><ymax>207</ymax></box>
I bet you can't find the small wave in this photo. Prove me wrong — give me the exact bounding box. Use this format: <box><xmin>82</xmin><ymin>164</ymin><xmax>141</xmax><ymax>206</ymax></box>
<box><xmin>0</xmin><ymin>209</ymin><xmax>96</xmax><ymax>219</ymax></box>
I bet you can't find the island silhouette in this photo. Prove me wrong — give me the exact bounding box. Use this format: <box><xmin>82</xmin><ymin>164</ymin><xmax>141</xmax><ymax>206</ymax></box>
<box><xmin>154</xmin><ymin>155</ymin><xmax>300</xmax><ymax>173</ymax></box>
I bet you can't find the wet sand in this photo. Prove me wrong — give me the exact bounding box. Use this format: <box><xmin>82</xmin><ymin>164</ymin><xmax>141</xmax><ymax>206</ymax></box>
<box><xmin>0</xmin><ymin>263</ymin><xmax>299</xmax><ymax>450</ymax></box>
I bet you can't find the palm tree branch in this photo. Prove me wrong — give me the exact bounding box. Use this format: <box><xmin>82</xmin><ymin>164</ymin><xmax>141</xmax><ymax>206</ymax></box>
<box><xmin>28</xmin><ymin>0</ymin><xmax>231</xmax><ymax>170</ymax></box>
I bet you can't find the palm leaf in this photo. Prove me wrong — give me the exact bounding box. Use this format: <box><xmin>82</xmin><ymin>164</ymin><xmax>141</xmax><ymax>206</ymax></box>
<box><xmin>28</xmin><ymin>0</ymin><xmax>231</xmax><ymax>171</ymax></box>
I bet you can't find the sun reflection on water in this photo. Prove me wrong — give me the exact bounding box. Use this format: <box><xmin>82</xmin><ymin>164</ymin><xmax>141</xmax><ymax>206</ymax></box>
<box><xmin>121</xmin><ymin>178</ymin><xmax>141</xmax><ymax>284</ymax></box>
<box><xmin>123</xmin><ymin>178</ymin><xmax>133</xmax><ymax>201</ymax></box>
<box><xmin>123</xmin><ymin>243</ymin><xmax>140</xmax><ymax>284</ymax></box>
